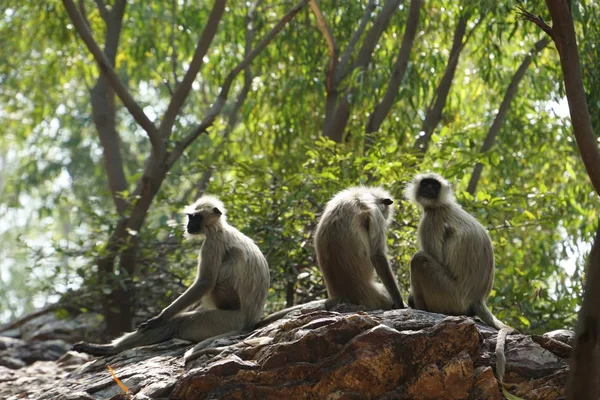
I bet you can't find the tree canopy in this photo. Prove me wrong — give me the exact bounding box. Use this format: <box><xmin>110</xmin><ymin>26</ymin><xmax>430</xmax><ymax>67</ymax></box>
<box><xmin>1</xmin><ymin>0</ymin><xmax>598</xmax><ymax>336</ymax></box>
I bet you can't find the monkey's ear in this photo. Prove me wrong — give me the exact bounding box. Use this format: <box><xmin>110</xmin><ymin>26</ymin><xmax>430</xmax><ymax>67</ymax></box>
<box><xmin>382</xmin><ymin>198</ymin><xmax>394</xmax><ymax>206</ymax></box>
<box><xmin>213</xmin><ymin>207</ymin><xmax>222</xmax><ymax>216</ymax></box>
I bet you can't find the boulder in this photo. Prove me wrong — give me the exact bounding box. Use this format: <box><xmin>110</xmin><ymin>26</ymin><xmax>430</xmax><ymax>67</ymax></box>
<box><xmin>19</xmin><ymin>307</ymin><xmax>568</xmax><ymax>400</ymax></box>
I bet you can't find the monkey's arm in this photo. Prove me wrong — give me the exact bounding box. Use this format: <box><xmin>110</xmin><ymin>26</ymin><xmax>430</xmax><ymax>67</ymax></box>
<box><xmin>371</xmin><ymin>252</ymin><xmax>405</xmax><ymax>309</ymax></box>
<box><xmin>139</xmin><ymin>245</ymin><xmax>222</xmax><ymax>331</ymax></box>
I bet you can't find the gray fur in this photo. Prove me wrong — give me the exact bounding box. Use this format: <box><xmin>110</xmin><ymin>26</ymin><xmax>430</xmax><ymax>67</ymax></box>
<box><xmin>314</xmin><ymin>186</ymin><xmax>405</xmax><ymax>310</ymax></box>
<box><xmin>72</xmin><ymin>195</ymin><xmax>270</xmax><ymax>360</ymax></box>
<box><xmin>253</xmin><ymin>186</ymin><xmax>405</xmax><ymax>329</ymax></box>
<box><xmin>406</xmin><ymin>172</ymin><xmax>515</xmax><ymax>383</ymax></box>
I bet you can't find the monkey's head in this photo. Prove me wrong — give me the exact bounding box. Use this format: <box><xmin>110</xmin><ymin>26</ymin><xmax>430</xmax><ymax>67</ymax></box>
<box><xmin>405</xmin><ymin>172</ymin><xmax>454</xmax><ymax>209</ymax></box>
<box><xmin>183</xmin><ymin>195</ymin><xmax>227</xmax><ymax>239</ymax></box>
<box><xmin>372</xmin><ymin>188</ymin><xmax>395</xmax><ymax>222</ymax></box>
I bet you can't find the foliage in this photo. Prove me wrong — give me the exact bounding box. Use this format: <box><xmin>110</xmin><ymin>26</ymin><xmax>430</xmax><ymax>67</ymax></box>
<box><xmin>1</xmin><ymin>0</ymin><xmax>598</xmax><ymax>334</ymax></box>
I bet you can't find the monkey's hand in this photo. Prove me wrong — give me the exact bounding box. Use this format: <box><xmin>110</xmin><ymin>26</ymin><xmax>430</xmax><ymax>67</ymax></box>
<box><xmin>137</xmin><ymin>315</ymin><xmax>164</xmax><ymax>331</ymax></box>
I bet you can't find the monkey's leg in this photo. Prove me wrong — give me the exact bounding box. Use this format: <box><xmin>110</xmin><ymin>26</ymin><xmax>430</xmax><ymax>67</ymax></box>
<box><xmin>72</xmin><ymin>320</ymin><xmax>182</xmax><ymax>356</ymax></box>
<box><xmin>409</xmin><ymin>251</ymin><xmax>464</xmax><ymax>314</ymax></box>
<box><xmin>179</xmin><ymin>309</ymin><xmax>247</xmax><ymax>362</ymax></box>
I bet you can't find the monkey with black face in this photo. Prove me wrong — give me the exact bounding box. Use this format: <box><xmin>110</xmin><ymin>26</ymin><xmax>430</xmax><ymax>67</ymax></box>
<box><xmin>255</xmin><ymin>186</ymin><xmax>404</xmax><ymax>328</ymax></box>
<box><xmin>405</xmin><ymin>172</ymin><xmax>516</xmax><ymax>382</ymax></box>
<box><xmin>72</xmin><ymin>195</ymin><xmax>270</xmax><ymax>359</ymax></box>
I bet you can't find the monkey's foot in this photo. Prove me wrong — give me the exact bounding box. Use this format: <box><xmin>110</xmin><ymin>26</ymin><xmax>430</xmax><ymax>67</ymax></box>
<box><xmin>72</xmin><ymin>341</ymin><xmax>116</xmax><ymax>356</ymax></box>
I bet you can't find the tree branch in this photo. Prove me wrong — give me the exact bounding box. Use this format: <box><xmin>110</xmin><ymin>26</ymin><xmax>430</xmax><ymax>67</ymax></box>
<box><xmin>467</xmin><ymin>37</ymin><xmax>550</xmax><ymax>195</ymax></box>
<box><xmin>325</xmin><ymin>0</ymin><xmax>402</xmax><ymax>142</ymax></box>
<box><xmin>351</xmin><ymin>0</ymin><xmax>402</xmax><ymax>72</ymax></box>
<box><xmin>309</xmin><ymin>0</ymin><xmax>338</xmax><ymax>91</ymax></box>
<box><xmin>337</xmin><ymin>0</ymin><xmax>376</xmax><ymax>82</ymax></box>
<box><xmin>62</xmin><ymin>0</ymin><xmax>164</xmax><ymax>156</ymax></box>
<box><xmin>88</xmin><ymin>0</ymin><xmax>128</xmax><ymax>214</ymax></box>
<box><xmin>159</xmin><ymin>0</ymin><xmax>227</xmax><ymax>137</ymax></box>
<box><xmin>365</xmin><ymin>0</ymin><xmax>423</xmax><ymax>137</ymax></box>
<box><xmin>170</xmin><ymin>0</ymin><xmax>179</xmax><ymax>88</ymax></box>
<box><xmin>78</xmin><ymin>0</ymin><xmax>90</xmax><ymax>28</ymax></box>
<box><xmin>166</xmin><ymin>0</ymin><xmax>310</xmax><ymax>168</ymax></box>
<box><xmin>413</xmin><ymin>14</ymin><xmax>469</xmax><ymax>153</ymax></box>
<box><xmin>193</xmin><ymin>0</ymin><xmax>262</xmax><ymax>200</ymax></box>
<box><xmin>94</xmin><ymin>0</ymin><xmax>108</xmax><ymax>21</ymax></box>
<box><xmin>516</xmin><ymin>6</ymin><xmax>553</xmax><ymax>38</ymax></box>
<box><xmin>520</xmin><ymin>1</ymin><xmax>600</xmax><ymax>195</ymax></box>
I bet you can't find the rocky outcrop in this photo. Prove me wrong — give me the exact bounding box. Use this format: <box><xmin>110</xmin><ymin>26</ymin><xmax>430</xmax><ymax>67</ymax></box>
<box><xmin>3</xmin><ymin>306</ymin><xmax>569</xmax><ymax>400</ymax></box>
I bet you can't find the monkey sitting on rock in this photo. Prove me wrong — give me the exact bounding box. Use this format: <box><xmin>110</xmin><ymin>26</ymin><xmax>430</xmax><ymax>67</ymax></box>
<box><xmin>72</xmin><ymin>195</ymin><xmax>270</xmax><ymax>359</ymax></box>
<box><xmin>405</xmin><ymin>172</ymin><xmax>517</xmax><ymax>382</ymax></box>
<box><xmin>255</xmin><ymin>186</ymin><xmax>405</xmax><ymax>328</ymax></box>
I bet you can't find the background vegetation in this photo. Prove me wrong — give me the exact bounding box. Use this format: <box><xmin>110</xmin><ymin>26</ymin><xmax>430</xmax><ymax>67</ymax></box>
<box><xmin>1</xmin><ymin>0</ymin><xmax>598</xmax><ymax>336</ymax></box>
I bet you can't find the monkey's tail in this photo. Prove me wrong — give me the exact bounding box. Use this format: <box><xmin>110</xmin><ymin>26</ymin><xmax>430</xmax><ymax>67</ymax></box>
<box><xmin>254</xmin><ymin>299</ymin><xmax>331</xmax><ymax>329</ymax></box>
<box><xmin>72</xmin><ymin>323</ymin><xmax>180</xmax><ymax>357</ymax></box>
<box><xmin>494</xmin><ymin>327</ymin><xmax>509</xmax><ymax>383</ymax></box>
<box><xmin>471</xmin><ymin>302</ymin><xmax>518</xmax><ymax>383</ymax></box>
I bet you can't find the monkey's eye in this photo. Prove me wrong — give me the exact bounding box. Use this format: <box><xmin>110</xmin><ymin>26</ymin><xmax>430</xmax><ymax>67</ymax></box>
<box><xmin>382</xmin><ymin>198</ymin><xmax>393</xmax><ymax>206</ymax></box>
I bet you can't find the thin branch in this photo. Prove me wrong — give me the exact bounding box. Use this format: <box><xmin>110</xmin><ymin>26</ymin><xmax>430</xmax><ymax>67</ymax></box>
<box><xmin>467</xmin><ymin>37</ymin><xmax>550</xmax><ymax>195</ymax></box>
<box><xmin>413</xmin><ymin>14</ymin><xmax>470</xmax><ymax>153</ymax></box>
<box><xmin>159</xmin><ymin>0</ymin><xmax>227</xmax><ymax>137</ymax></box>
<box><xmin>62</xmin><ymin>0</ymin><xmax>164</xmax><ymax>155</ymax></box>
<box><xmin>78</xmin><ymin>0</ymin><xmax>90</xmax><ymax>28</ymax></box>
<box><xmin>166</xmin><ymin>0</ymin><xmax>310</xmax><ymax>168</ymax></box>
<box><xmin>94</xmin><ymin>0</ymin><xmax>108</xmax><ymax>21</ymax></box>
<box><xmin>309</xmin><ymin>0</ymin><xmax>337</xmax><ymax>91</ymax></box>
<box><xmin>193</xmin><ymin>0</ymin><xmax>262</xmax><ymax>200</ymax></box>
<box><xmin>170</xmin><ymin>0</ymin><xmax>179</xmax><ymax>88</ymax></box>
<box><xmin>516</xmin><ymin>6</ymin><xmax>553</xmax><ymax>37</ymax></box>
<box><xmin>337</xmin><ymin>0</ymin><xmax>376</xmax><ymax>81</ymax></box>
<box><xmin>365</xmin><ymin>0</ymin><xmax>423</xmax><ymax>136</ymax></box>
<box><xmin>352</xmin><ymin>0</ymin><xmax>402</xmax><ymax>71</ymax></box>
<box><xmin>326</xmin><ymin>0</ymin><xmax>402</xmax><ymax>142</ymax></box>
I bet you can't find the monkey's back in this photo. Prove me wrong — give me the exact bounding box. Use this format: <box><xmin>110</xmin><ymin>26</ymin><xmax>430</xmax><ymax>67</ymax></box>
<box><xmin>314</xmin><ymin>189</ymin><xmax>385</xmax><ymax>308</ymax></box>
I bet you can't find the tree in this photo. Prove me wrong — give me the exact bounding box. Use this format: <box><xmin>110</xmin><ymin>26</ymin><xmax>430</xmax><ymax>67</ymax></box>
<box><xmin>60</xmin><ymin>0</ymin><xmax>309</xmax><ymax>335</ymax></box>
<box><xmin>519</xmin><ymin>1</ymin><xmax>600</xmax><ymax>398</ymax></box>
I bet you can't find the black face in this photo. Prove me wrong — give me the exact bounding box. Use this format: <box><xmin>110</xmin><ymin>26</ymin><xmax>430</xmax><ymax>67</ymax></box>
<box><xmin>382</xmin><ymin>198</ymin><xmax>393</xmax><ymax>206</ymax></box>
<box><xmin>187</xmin><ymin>213</ymin><xmax>203</xmax><ymax>234</ymax></box>
<box><xmin>418</xmin><ymin>178</ymin><xmax>441</xmax><ymax>200</ymax></box>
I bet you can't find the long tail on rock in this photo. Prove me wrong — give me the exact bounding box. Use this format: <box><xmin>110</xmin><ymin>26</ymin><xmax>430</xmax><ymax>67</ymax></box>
<box><xmin>72</xmin><ymin>323</ymin><xmax>179</xmax><ymax>356</ymax></box>
<box><xmin>471</xmin><ymin>302</ymin><xmax>518</xmax><ymax>383</ymax></box>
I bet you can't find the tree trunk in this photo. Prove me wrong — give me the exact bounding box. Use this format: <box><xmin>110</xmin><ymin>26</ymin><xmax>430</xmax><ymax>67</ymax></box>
<box><xmin>519</xmin><ymin>1</ymin><xmax>600</xmax><ymax>398</ymax></box>
<box><xmin>566</xmin><ymin>220</ymin><xmax>600</xmax><ymax>400</ymax></box>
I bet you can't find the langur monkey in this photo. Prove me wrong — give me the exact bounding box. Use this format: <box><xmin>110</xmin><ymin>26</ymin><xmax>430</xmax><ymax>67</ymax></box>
<box><xmin>405</xmin><ymin>172</ymin><xmax>516</xmax><ymax>383</ymax></box>
<box><xmin>255</xmin><ymin>186</ymin><xmax>405</xmax><ymax>328</ymax></box>
<box><xmin>72</xmin><ymin>195</ymin><xmax>270</xmax><ymax>360</ymax></box>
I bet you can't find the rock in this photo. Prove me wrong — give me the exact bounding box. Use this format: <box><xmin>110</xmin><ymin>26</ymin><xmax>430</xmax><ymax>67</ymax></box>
<box><xmin>0</xmin><ymin>336</ymin><xmax>71</xmax><ymax>368</ymax></box>
<box><xmin>2</xmin><ymin>308</ymin><xmax>571</xmax><ymax>399</ymax></box>
<box><xmin>543</xmin><ymin>329</ymin><xmax>575</xmax><ymax>346</ymax></box>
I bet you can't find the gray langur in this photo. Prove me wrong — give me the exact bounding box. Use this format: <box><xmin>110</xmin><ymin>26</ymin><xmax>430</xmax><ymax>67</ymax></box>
<box><xmin>405</xmin><ymin>172</ymin><xmax>516</xmax><ymax>383</ymax></box>
<box><xmin>315</xmin><ymin>186</ymin><xmax>405</xmax><ymax>310</ymax></box>
<box><xmin>255</xmin><ymin>186</ymin><xmax>405</xmax><ymax>328</ymax></box>
<box><xmin>72</xmin><ymin>195</ymin><xmax>270</xmax><ymax>361</ymax></box>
